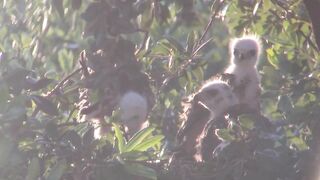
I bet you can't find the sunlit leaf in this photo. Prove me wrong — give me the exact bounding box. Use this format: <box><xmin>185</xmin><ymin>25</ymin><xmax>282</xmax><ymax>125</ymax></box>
<box><xmin>238</xmin><ymin>114</ymin><xmax>255</xmax><ymax>130</ymax></box>
<box><xmin>133</xmin><ymin>135</ymin><xmax>164</xmax><ymax>151</ymax></box>
<box><xmin>58</xmin><ymin>49</ymin><xmax>74</xmax><ymax>72</ymax></box>
<box><xmin>20</xmin><ymin>33</ymin><xmax>32</xmax><ymax>48</ymax></box>
<box><xmin>289</xmin><ymin>137</ymin><xmax>308</xmax><ymax>151</ymax></box>
<box><xmin>113</xmin><ymin>123</ymin><xmax>125</xmax><ymax>153</ymax></box>
<box><xmin>124</xmin><ymin>126</ymin><xmax>155</xmax><ymax>152</ymax></box>
<box><xmin>266</xmin><ymin>48</ymin><xmax>279</xmax><ymax>69</ymax></box>
<box><xmin>277</xmin><ymin>95</ymin><xmax>294</xmax><ymax>113</ymax></box>
<box><xmin>215</xmin><ymin>129</ymin><xmax>235</xmax><ymax>141</ymax></box>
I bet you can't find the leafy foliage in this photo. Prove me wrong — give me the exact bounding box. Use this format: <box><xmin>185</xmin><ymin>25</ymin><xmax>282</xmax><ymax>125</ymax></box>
<box><xmin>0</xmin><ymin>0</ymin><xmax>319</xmax><ymax>180</ymax></box>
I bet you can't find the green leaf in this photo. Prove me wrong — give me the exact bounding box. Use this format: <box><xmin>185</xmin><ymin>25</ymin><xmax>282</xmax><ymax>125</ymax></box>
<box><xmin>113</xmin><ymin>123</ymin><xmax>125</xmax><ymax>153</ymax></box>
<box><xmin>277</xmin><ymin>95</ymin><xmax>293</xmax><ymax>113</ymax></box>
<box><xmin>61</xmin><ymin>130</ymin><xmax>82</xmax><ymax>149</ymax></box>
<box><xmin>163</xmin><ymin>36</ymin><xmax>186</xmax><ymax>54</ymax></box>
<box><xmin>186</xmin><ymin>31</ymin><xmax>195</xmax><ymax>54</ymax></box>
<box><xmin>238</xmin><ymin>114</ymin><xmax>255</xmax><ymax>130</ymax></box>
<box><xmin>123</xmin><ymin>163</ymin><xmax>157</xmax><ymax>180</ymax></box>
<box><xmin>45</xmin><ymin>121</ymin><xmax>59</xmax><ymax>140</ymax></box>
<box><xmin>26</xmin><ymin>77</ymin><xmax>53</xmax><ymax>91</ymax></box>
<box><xmin>191</xmin><ymin>67</ymin><xmax>204</xmax><ymax>81</ymax></box>
<box><xmin>4</xmin><ymin>67</ymin><xmax>30</xmax><ymax>93</ymax></box>
<box><xmin>118</xmin><ymin>151</ymin><xmax>149</xmax><ymax>161</ymax></box>
<box><xmin>31</xmin><ymin>95</ymin><xmax>59</xmax><ymax>116</ymax></box>
<box><xmin>124</xmin><ymin>126</ymin><xmax>155</xmax><ymax>152</ymax></box>
<box><xmin>266</xmin><ymin>48</ymin><xmax>279</xmax><ymax>69</ymax></box>
<box><xmin>20</xmin><ymin>33</ymin><xmax>32</xmax><ymax>48</ymax></box>
<box><xmin>215</xmin><ymin>129</ymin><xmax>235</xmax><ymax>141</ymax></box>
<box><xmin>261</xmin><ymin>66</ymin><xmax>282</xmax><ymax>90</ymax></box>
<box><xmin>58</xmin><ymin>49</ymin><xmax>74</xmax><ymax>72</ymax></box>
<box><xmin>82</xmin><ymin>127</ymin><xmax>94</xmax><ymax>147</ymax></box>
<box><xmin>47</xmin><ymin>159</ymin><xmax>67</xmax><ymax>180</ymax></box>
<box><xmin>26</xmin><ymin>157</ymin><xmax>40</xmax><ymax>180</ymax></box>
<box><xmin>133</xmin><ymin>135</ymin><xmax>164</xmax><ymax>151</ymax></box>
<box><xmin>140</xmin><ymin>2</ymin><xmax>153</xmax><ymax>30</ymax></box>
<box><xmin>289</xmin><ymin>137</ymin><xmax>308</xmax><ymax>151</ymax></box>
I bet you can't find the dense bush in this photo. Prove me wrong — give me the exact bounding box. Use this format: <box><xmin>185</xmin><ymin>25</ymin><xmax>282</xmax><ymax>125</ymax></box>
<box><xmin>0</xmin><ymin>0</ymin><xmax>319</xmax><ymax>180</ymax></box>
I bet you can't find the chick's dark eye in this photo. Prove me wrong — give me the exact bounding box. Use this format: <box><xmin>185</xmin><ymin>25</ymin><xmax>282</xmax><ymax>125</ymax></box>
<box><xmin>248</xmin><ymin>49</ymin><xmax>256</xmax><ymax>56</ymax></box>
<box><xmin>205</xmin><ymin>89</ymin><xmax>218</xmax><ymax>97</ymax></box>
<box><xmin>233</xmin><ymin>49</ymin><xmax>240</xmax><ymax>56</ymax></box>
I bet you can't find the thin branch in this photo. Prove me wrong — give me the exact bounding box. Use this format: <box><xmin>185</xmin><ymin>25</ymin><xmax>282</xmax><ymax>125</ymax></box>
<box><xmin>135</xmin><ymin>29</ymin><xmax>150</xmax><ymax>56</ymax></box>
<box><xmin>46</xmin><ymin>67</ymin><xmax>82</xmax><ymax>97</ymax></box>
<box><xmin>159</xmin><ymin>0</ymin><xmax>226</xmax><ymax>91</ymax></box>
<box><xmin>31</xmin><ymin>59</ymin><xmax>83</xmax><ymax>118</ymax></box>
<box><xmin>191</xmin><ymin>38</ymin><xmax>213</xmax><ymax>58</ymax></box>
<box><xmin>79</xmin><ymin>50</ymin><xmax>90</xmax><ymax>78</ymax></box>
<box><xmin>195</xmin><ymin>0</ymin><xmax>226</xmax><ymax>49</ymax></box>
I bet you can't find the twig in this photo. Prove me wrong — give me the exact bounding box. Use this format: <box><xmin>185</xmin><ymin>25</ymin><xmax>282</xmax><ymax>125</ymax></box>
<box><xmin>191</xmin><ymin>38</ymin><xmax>213</xmax><ymax>58</ymax></box>
<box><xmin>135</xmin><ymin>29</ymin><xmax>150</xmax><ymax>56</ymax></box>
<box><xmin>66</xmin><ymin>107</ymin><xmax>77</xmax><ymax>122</ymax></box>
<box><xmin>195</xmin><ymin>0</ymin><xmax>226</xmax><ymax>49</ymax></box>
<box><xmin>159</xmin><ymin>0</ymin><xmax>226</xmax><ymax>91</ymax></box>
<box><xmin>79</xmin><ymin>50</ymin><xmax>90</xmax><ymax>78</ymax></box>
<box><xmin>31</xmin><ymin>59</ymin><xmax>83</xmax><ymax>118</ymax></box>
<box><xmin>46</xmin><ymin>67</ymin><xmax>82</xmax><ymax>97</ymax></box>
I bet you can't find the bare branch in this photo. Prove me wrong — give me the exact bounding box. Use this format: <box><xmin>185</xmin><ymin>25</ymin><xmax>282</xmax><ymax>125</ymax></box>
<box><xmin>160</xmin><ymin>0</ymin><xmax>226</xmax><ymax>91</ymax></box>
<box><xmin>196</xmin><ymin>0</ymin><xmax>226</xmax><ymax>48</ymax></box>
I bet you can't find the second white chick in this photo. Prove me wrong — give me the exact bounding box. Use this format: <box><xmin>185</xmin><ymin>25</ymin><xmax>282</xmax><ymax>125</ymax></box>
<box><xmin>118</xmin><ymin>91</ymin><xmax>148</xmax><ymax>137</ymax></box>
<box><xmin>225</xmin><ymin>35</ymin><xmax>262</xmax><ymax>113</ymax></box>
<box><xmin>176</xmin><ymin>79</ymin><xmax>238</xmax><ymax>161</ymax></box>
<box><xmin>197</xmin><ymin>80</ymin><xmax>239</xmax><ymax>118</ymax></box>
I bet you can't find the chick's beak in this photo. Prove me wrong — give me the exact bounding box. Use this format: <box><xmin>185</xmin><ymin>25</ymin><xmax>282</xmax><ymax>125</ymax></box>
<box><xmin>239</xmin><ymin>53</ymin><xmax>244</xmax><ymax>60</ymax></box>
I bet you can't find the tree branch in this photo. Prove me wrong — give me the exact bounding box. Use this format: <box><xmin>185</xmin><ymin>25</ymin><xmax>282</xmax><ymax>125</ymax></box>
<box><xmin>160</xmin><ymin>0</ymin><xmax>226</xmax><ymax>91</ymax></box>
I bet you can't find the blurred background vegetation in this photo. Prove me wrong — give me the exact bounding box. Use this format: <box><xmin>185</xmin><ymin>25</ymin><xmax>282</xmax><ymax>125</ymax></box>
<box><xmin>0</xmin><ymin>0</ymin><xmax>319</xmax><ymax>179</ymax></box>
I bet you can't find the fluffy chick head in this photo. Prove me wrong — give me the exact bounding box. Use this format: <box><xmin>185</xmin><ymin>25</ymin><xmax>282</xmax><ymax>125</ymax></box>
<box><xmin>230</xmin><ymin>35</ymin><xmax>261</xmax><ymax>67</ymax></box>
<box><xmin>195</xmin><ymin>80</ymin><xmax>238</xmax><ymax>117</ymax></box>
<box><xmin>118</xmin><ymin>91</ymin><xmax>148</xmax><ymax>135</ymax></box>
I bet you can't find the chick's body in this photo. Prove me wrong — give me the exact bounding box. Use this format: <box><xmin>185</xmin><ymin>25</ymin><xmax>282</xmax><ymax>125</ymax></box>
<box><xmin>176</xmin><ymin>80</ymin><xmax>238</xmax><ymax>161</ymax></box>
<box><xmin>225</xmin><ymin>36</ymin><xmax>262</xmax><ymax>113</ymax></box>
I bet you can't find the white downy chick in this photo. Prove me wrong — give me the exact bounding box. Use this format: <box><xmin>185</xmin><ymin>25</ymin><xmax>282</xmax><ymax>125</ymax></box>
<box><xmin>176</xmin><ymin>80</ymin><xmax>238</xmax><ymax>161</ymax></box>
<box><xmin>197</xmin><ymin>80</ymin><xmax>239</xmax><ymax>118</ymax></box>
<box><xmin>225</xmin><ymin>35</ymin><xmax>262</xmax><ymax>113</ymax></box>
<box><xmin>118</xmin><ymin>91</ymin><xmax>148</xmax><ymax>137</ymax></box>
